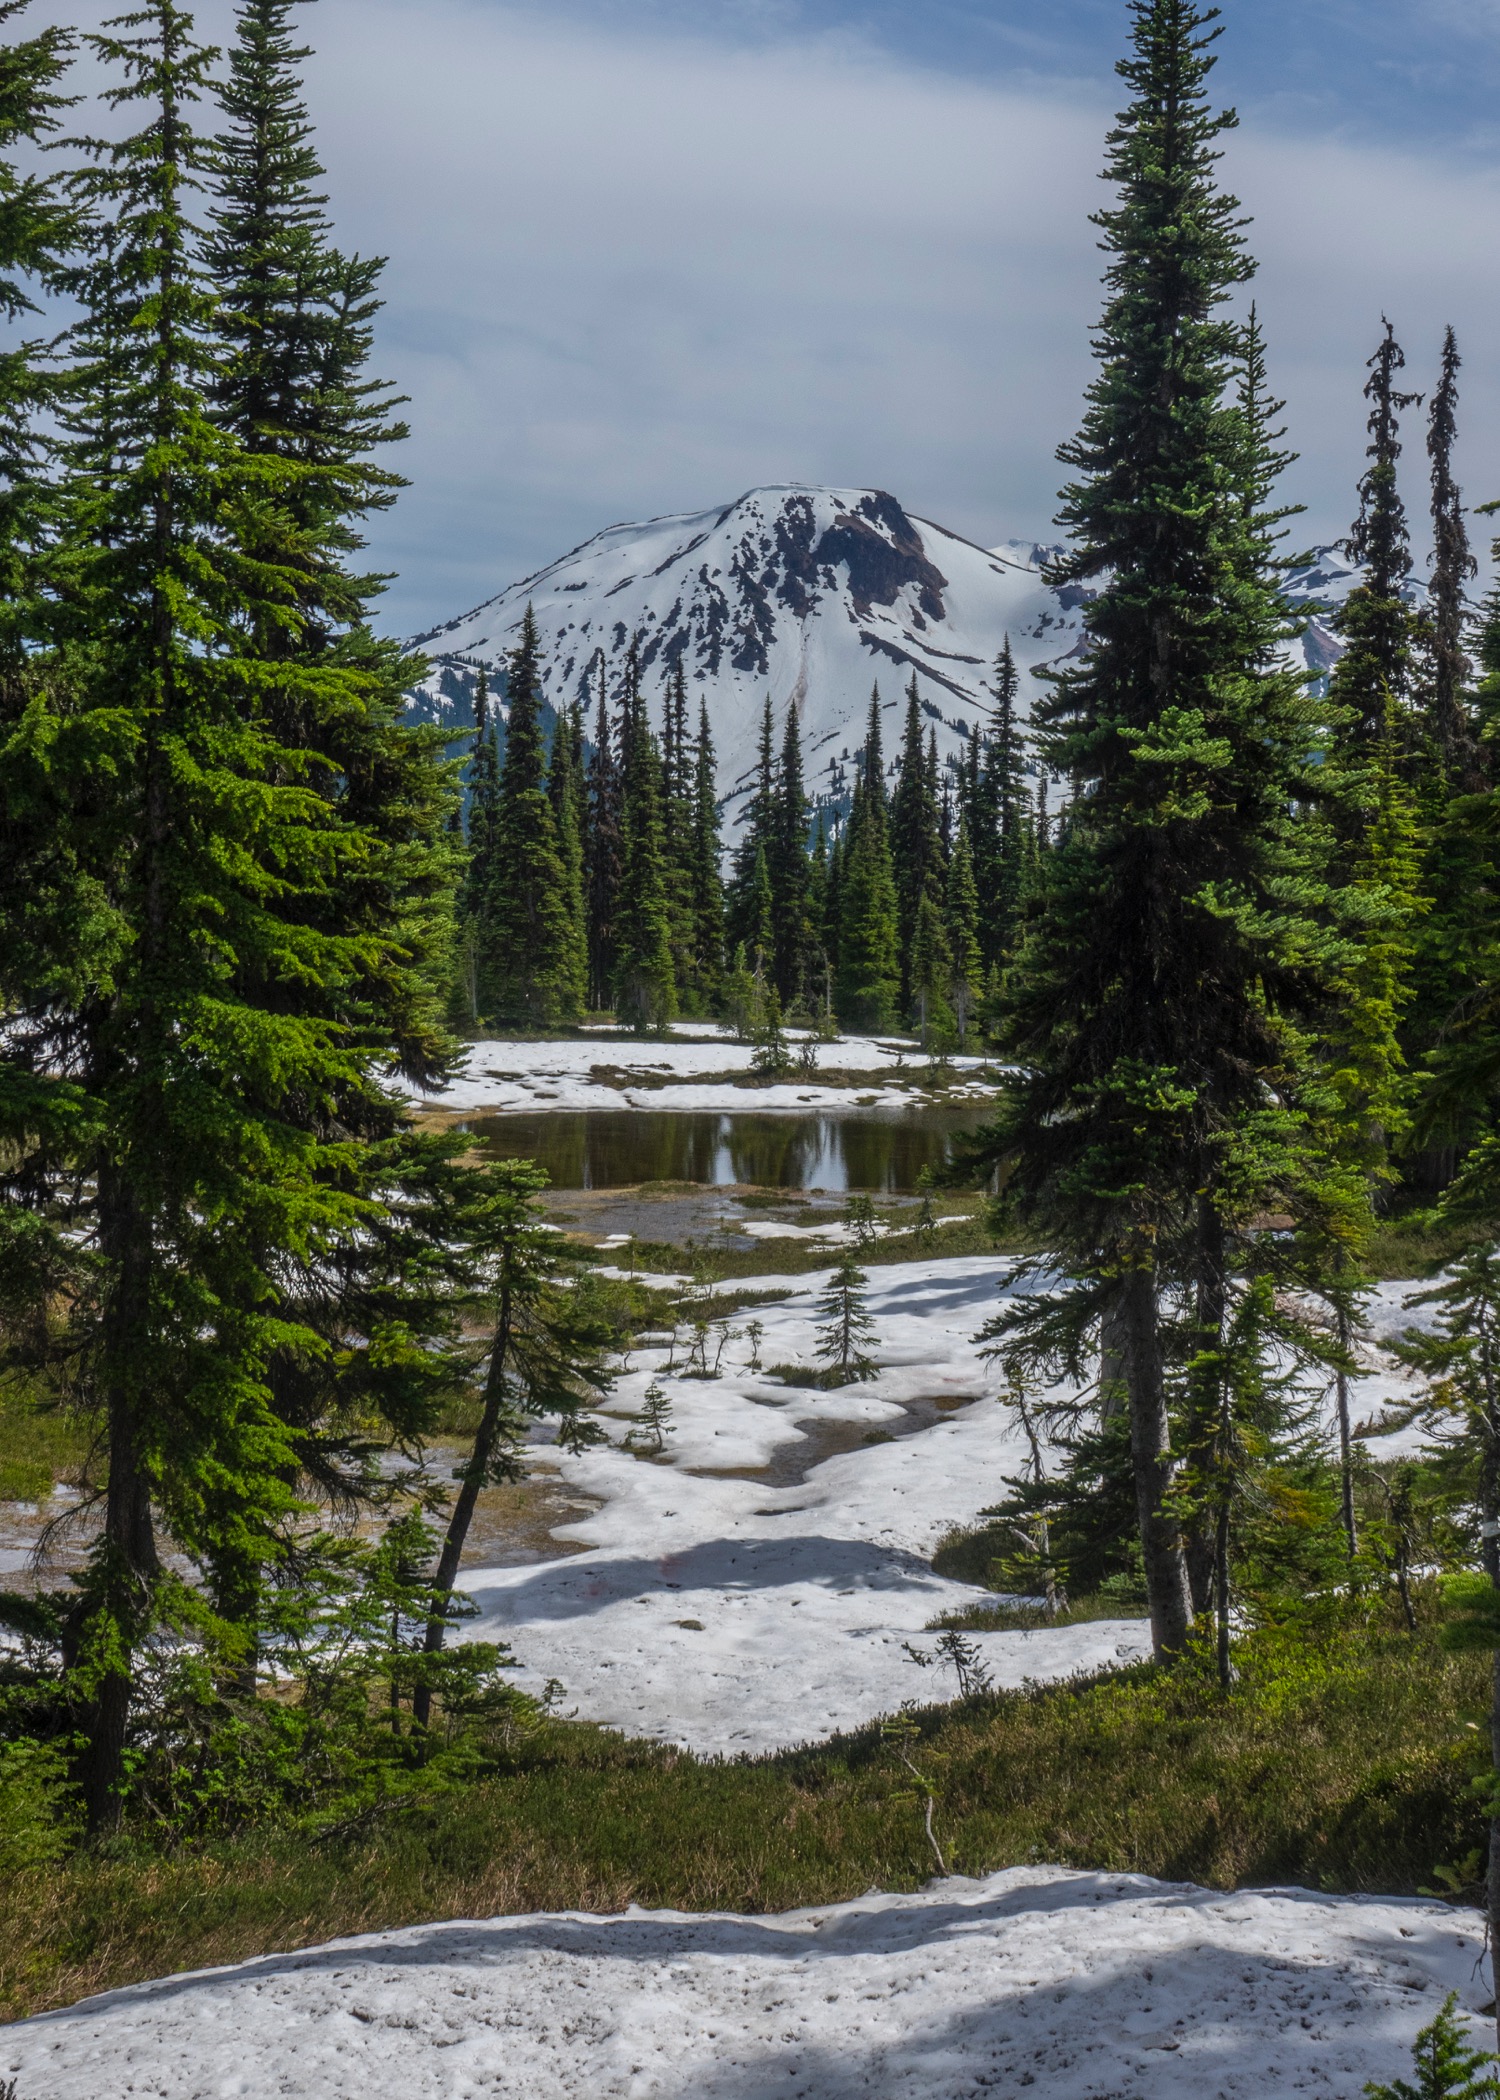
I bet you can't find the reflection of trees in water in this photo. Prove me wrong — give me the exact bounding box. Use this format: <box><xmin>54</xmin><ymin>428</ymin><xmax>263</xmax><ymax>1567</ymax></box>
<box><xmin>470</xmin><ymin>1110</ymin><xmax>986</xmax><ymax>1192</ymax></box>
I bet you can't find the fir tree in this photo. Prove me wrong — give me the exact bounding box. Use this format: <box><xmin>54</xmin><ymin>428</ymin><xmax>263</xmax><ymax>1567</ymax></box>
<box><xmin>978</xmin><ymin>637</ymin><xmax>1029</xmax><ymax>969</ymax></box>
<box><xmin>485</xmin><ymin>606</ymin><xmax>578</xmax><ymax>1028</ymax></box>
<box><xmin>727</xmin><ymin>696</ymin><xmax>776</xmax><ymax>957</ymax></box>
<box><xmin>613</xmin><ymin>651</ymin><xmax>677</xmax><ymax>1030</ymax></box>
<box><xmin>0</xmin><ymin>0</ymin><xmax>75</xmax><ymax>656</ymax></box>
<box><xmin>461</xmin><ymin>671</ymin><xmax>501</xmax><ymax>1022</ymax></box>
<box><xmin>1331</xmin><ymin>320</ymin><xmax>1423</xmax><ymax>760</ymax></box>
<box><xmin>890</xmin><ymin>676</ymin><xmax>944</xmax><ymax>1006</ymax></box>
<box><xmin>978</xmin><ymin>0</ymin><xmax>1335</xmax><ymax>1657</ymax></box>
<box><xmin>412</xmin><ymin>1159</ymin><xmax>611</xmax><ymax>1731</ymax></box>
<box><xmin>1363</xmin><ymin>1994</ymin><xmax>1500</xmax><ymax>2099</ymax></box>
<box><xmin>1426</xmin><ymin>327</ymin><xmax>1479</xmax><ymax>788</ymax></box>
<box><xmin>770</xmin><ymin>699</ymin><xmax>812</xmax><ymax>1004</ymax></box>
<box><xmin>4</xmin><ymin>0</ymin><xmax>465</xmax><ymax>1826</ymax></box>
<box><xmin>945</xmin><ymin>813</ymin><xmax>984</xmax><ymax>1046</ymax></box>
<box><xmin>585</xmin><ymin>655</ymin><xmax>621</xmax><ymax>1010</ymax></box>
<box><xmin>547</xmin><ymin>697</ymin><xmax>589</xmax><ymax>1017</ymax></box>
<box><xmin>688</xmin><ymin>697</ymin><xmax>724</xmax><ymax>1006</ymax></box>
<box><xmin>660</xmin><ymin>663</ymin><xmax>698</xmax><ymax>1008</ymax></box>
<box><xmin>836</xmin><ymin>690</ymin><xmax>900</xmax><ymax>1032</ymax></box>
<box><xmin>815</xmin><ymin>1249</ymin><xmax>877</xmax><ymax>1386</ymax></box>
<box><xmin>910</xmin><ymin>890</ymin><xmax>953</xmax><ymax>1051</ymax></box>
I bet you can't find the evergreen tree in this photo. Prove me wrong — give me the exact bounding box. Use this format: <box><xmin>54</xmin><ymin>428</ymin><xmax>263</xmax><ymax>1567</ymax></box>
<box><xmin>687</xmin><ymin>697</ymin><xmax>724</xmax><ymax>1007</ymax></box>
<box><xmin>727</xmin><ymin>696</ymin><xmax>776</xmax><ymax>956</ymax></box>
<box><xmin>461</xmin><ymin>671</ymin><xmax>501</xmax><ymax>1022</ymax></box>
<box><xmin>2</xmin><ymin>0</ymin><xmax>468</xmax><ymax>1826</ymax></box>
<box><xmin>659</xmin><ymin>663</ymin><xmax>698</xmax><ymax>1008</ymax></box>
<box><xmin>815</xmin><ymin>1249</ymin><xmax>877</xmax><ymax>1386</ymax></box>
<box><xmin>412</xmin><ymin>1159</ymin><xmax>611</xmax><ymax>1731</ymax></box>
<box><xmin>743</xmin><ymin>838</ymin><xmax>775</xmax><ymax>973</ymax></box>
<box><xmin>976</xmin><ymin>0</ymin><xmax>1334</xmax><ymax>1658</ymax></box>
<box><xmin>835</xmin><ymin>691</ymin><xmax>900</xmax><ymax>1032</ymax></box>
<box><xmin>890</xmin><ymin>676</ymin><xmax>944</xmax><ymax>1005</ymax></box>
<box><xmin>485</xmin><ymin>606</ymin><xmax>578</xmax><ymax>1028</ymax></box>
<box><xmin>806</xmin><ymin>818</ymin><xmax>831</xmax><ymax>1016</ymax></box>
<box><xmin>1362</xmin><ymin>1994</ymin><xmax>1500</xmax><ymax>2099</ymax></box>
<box><xmin>822</xmin><ymin>813</ymin><xmax>844</xmax><ymax>985</ymax></box>
<box><xmin>1426</xmin><ymin>328</ymin><xmax>1479</xmax><ymax>789</ymax></box>
<box><xmin>770</xmin><ymin>700</ymin><xmax>812</xmax><ymax>1003</ymax></box>
<box><xmin>975</xmin><ymin>638</ymin><xmax>1028</xmax><ymax>969</ymax></box>
<box><xmin>585</xmin><ymin>655</ymin><xmax>621</xmax><ymax>1010</ymax></box>
<box><xmin>206</xmin><ymin>0</ymin><xmax>456</xmax><ymax>1064</ymax></box>
<box><xmin>910</xmin><ymin>889</ymin><xmax>953</xmax><ymax>1051</ymax></box>
<box><xmin>0</xmin><ymin>0</ymin><xmax>75</xmax><ymax>655</ymax></box>
<box><xmin>613</xmin><ymin>651</ymin><xmax>677</xmax><ymax>1030</ymax></box>
<box><xmin>547</xmin><ymin>697</ymin><xmax>589</xmax><ymax>1017</ymax></box>
<box><xmin>945</xmin><ymin>813</ymin><xmax>984</xmax><ymax>1046</ymax></box>
<box><xmin>1331</xmin><ymin>320</ymin><xmax>1423</xmax><ymax>760</ymax></box>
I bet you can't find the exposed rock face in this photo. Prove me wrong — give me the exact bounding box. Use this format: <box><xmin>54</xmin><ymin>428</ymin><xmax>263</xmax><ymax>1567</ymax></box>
<box><xmin>406</xmin><ymin>485</ymin><xmax>1376</xmax><ymax>825</ymax></box>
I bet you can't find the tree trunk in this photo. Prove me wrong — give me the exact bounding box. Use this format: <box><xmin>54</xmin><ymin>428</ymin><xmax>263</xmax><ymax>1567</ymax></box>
<box><xmin>1481</xmin><ymin>1384</ymin><xmax>1500</xmax><ymax>2046</ymax></box>
<box><xmin>1185</xmin><ymin>1199</ymin><xmax>1226</xmax><ymax>1617</ymax></box>
<box><xmin>1121</xmin><ymin>1264</ymin><xmax>1193</xmax><ymax>1657</ymax></box>
<box><xmin>81</xmin><ymin>1170</ymin><xmax>161</xmax><ymax>1834</ymax></box>
<box><xmin>1099</xmin><ymin>1289</ymin><xmax>1130</xmax><ymax>1423</ymax></box>
<box><xmin>1215</xmin><ymin>1486</ymin><xmax>1232</xmax><ymax>1690</ymax></box>
<box><xmin>1335</xmin><ymin>1302</ymin><xmax>1358</xmax><ymax>1559</ymax></box>
<box><xmin>412</xmin><ymin>1284</ymin><xmax>513</xmax><ymax>1733</ymax></box>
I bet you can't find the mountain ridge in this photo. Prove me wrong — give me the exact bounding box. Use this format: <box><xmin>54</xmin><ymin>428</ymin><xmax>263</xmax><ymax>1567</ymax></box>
<box><xmin>405</xmin><ymin>485</ymin><xmax>1371</xmax><ymax>823</ymax></box>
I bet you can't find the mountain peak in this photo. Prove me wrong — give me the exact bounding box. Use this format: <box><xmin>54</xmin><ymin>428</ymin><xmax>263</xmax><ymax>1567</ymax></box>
<box><xmin>407</xmin><ymin>487</ymin><xmax>1359</xmax><ymax>819</ymax></box>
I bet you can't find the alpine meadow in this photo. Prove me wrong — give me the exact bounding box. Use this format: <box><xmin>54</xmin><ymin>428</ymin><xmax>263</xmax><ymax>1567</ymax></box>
<box><xmin>9</xmin><ymin>2</ymin><xmax>1500</xmax><ymax>2096</ymax></box>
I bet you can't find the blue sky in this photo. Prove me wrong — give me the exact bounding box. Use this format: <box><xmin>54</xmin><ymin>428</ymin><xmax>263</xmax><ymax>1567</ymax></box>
<box><xmin>534</xmin><ymin>0</ymin><xmax>1500</xmax><ymax>158</ymax></box>
<box><xmin>42</xmin><ymin>0</ymin><xmax>1498</xmax><ymax>633</ymax></box>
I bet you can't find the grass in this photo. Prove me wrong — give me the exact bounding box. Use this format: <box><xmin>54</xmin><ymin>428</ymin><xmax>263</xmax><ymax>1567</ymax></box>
<box><xmin>0</xmin><ymin>1373</ymin><xmax>92</xmax><ymax>1504</ymax></box>
<box><xmin>927</xmin><ymin>1594</ymin><xmax>1149</xmax><ymax>1633</ymax></box>
<box><xmin>1</xmin><ymin>1613</ymin><xmax>1489</xmax><ymax>2022</ymax></box>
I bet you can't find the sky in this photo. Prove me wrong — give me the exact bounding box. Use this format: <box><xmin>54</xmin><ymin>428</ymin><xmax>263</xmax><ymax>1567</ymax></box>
<box><xmin>29</xmin><ymin>0</ymin><xmax>1500</xmax><ymax>634</ymax></box>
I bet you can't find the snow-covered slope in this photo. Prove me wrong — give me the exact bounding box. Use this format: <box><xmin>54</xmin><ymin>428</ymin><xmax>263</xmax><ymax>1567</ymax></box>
<box><xmin>408</xmin><ymin>487</ymin><xmax>1081</xmax><ymax>815</ymax></box>
<box><xmin>7</xmin><ymin>1869</ymin><xmax>1488</xmax><ymax>2098</ymax></box>
<box><xmin>406</xmin><ymin>485</ymin><xmax>1381</xmax><ymax>824</ymax></box>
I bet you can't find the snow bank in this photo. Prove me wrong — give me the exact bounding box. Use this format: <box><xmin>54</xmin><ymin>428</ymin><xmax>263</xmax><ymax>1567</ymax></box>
<box><xmin>405</xmin><ymin>1029</ymin><xmax>1000</xmax><ymax>1116</ymax></box>
<box><xmin>7</xmin><ymin>1867</ymin><xmax>1488</xmax><ymax>2099</ymax></box>
<box><xmin>463</xmin><ymin>1257</ymin><xmax>1150</xmax><ymax>1752</ymax></box>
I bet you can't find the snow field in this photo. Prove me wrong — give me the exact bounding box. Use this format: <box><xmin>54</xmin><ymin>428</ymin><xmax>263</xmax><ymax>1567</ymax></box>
<box><xmin>8</xmin><ymin>1867</ymin><xmax>1490</xmax><ymax>2100</ymax></box>
<box><xmin>466</xmin><ymin>1256</ymin><xmax>1152</xmax><ymax>1751</ymax></box>
<box><xmin>408</xmin><ymin>1026</ymin><xmax>1000</xmax><ymax>1116</ymax></box>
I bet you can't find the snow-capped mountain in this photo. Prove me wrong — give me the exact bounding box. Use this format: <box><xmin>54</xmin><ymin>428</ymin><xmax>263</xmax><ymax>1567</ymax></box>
<box><xmin>406</xmin><ymin>485</ymin><xmax>1361</xmax><ymax>823</ymax></box>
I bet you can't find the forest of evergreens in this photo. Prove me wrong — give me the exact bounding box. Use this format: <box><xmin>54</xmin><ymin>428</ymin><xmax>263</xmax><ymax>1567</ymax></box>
<box><xmin>10</xmin><ymin>0</ymin><xmax>1500</xmax><ymax>2035</ymax></box>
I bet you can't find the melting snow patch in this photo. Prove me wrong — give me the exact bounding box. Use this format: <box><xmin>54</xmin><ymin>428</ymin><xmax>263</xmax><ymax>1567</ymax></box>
<box><xmin>6</xmin><ymin>1868</ymin><xmax>1489</xmax><ymax>2099</ymax></box>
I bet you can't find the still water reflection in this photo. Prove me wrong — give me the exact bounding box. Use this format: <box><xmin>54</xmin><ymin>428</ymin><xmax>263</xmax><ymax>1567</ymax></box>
<box><xmin>462</xmin><ymin>1108</ymin><xmax>990</xmax><ymax>1193</ymax></box>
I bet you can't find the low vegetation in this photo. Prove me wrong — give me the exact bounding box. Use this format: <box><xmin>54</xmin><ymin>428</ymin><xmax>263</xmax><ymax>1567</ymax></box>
<box><xmin>0</xmin><ymin>1606</ymin><xmax>1483</xmax><ymax>2023</ymax></box>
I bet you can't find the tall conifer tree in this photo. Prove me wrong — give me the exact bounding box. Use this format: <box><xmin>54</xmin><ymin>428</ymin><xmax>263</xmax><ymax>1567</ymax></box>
<box><xmin>485</xmin><ymin>607</ymin><xmax>577</xmax><ymax>1027</ymax></box>
<box><xmin>6</xmin><ymin>0</ymin><xmax>466</xmax><ymax>1824</ymax></box>
<box><xmin>547</xmin><ymin>697</ymin><xmax>589</xmax><ymax>1017</ymax></box>
<box><xmin>1426</xmin><ymin>327</ymin><xmax>1479</xmax><ymax>789</ymax></box>
<box><xmin>890</xmin><ymin>677</ymin><xmax>944</xmax><ymax>1003</ymax></box>
<box><xmin>770</xmin><ymin>700</ymin><xmax>812</xmax><ymax>1004</ymax></box>
<box><xmin>1331</xmin><ymin>321</ymin><xmax>1423</xmax><ymax>761</ymax></box>
<box><xmin>836</xmin><ymin>691</ymin><xmax>900</xmax><ymax>1031</ymax></box>
<box><xmin>585</xmin><ymin>656</ymin><xmax>621</xmax><ymax>1011</ymax></box>
<box><xmin>979</xmin><ymin>0</ymin><xmax>1332</xmax><ymax>1657</ymax></box>
<box><xmin>688</xmin><ymin>696</ymin><xmax>724</xmax><ymax>1006</ymax></box>
<box><xmin>613</xmin><ymin>654</ymin><xmax>676</xmax><ymax>1030</ymax></box>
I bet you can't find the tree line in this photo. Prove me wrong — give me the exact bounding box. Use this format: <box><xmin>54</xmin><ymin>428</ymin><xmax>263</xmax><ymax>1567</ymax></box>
<box><xmin>458</xmin><ymin>634</ymin><xmax>1043</xmax><ymax>1046</ymax></box>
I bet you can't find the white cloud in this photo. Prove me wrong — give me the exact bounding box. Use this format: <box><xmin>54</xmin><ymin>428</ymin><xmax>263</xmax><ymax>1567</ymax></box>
<box><xmin>19</xmin><ymin>0</ymin><xmax>1500</xmax><ymax>631</ymax></box>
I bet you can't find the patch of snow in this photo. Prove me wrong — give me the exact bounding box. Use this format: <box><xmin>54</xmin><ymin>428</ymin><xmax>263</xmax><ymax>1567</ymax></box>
<box><xmin>406</xmin><ymin>1029</ymin><xmax>997</xmax><ymax>1117</ymax></box>
<box><xmin>460</xmin><ymin>1257</ymin><xmax>1152</xmax><ymax>1753</ymax></box>
<box><xmin>7</xmin><ymin>1868</ymin><xmax>1488</xmax><ymax>2098</ymax></box>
